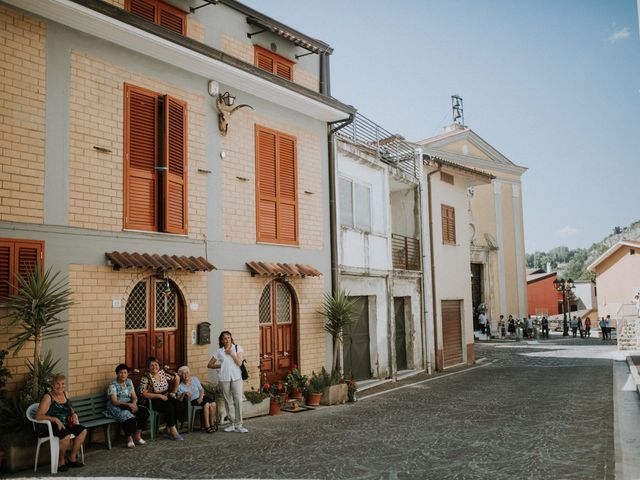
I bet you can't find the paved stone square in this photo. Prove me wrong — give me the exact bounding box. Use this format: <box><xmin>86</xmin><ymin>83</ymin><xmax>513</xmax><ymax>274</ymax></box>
<box><xmin>10</xmin><ymin>337</ymin><xmax>619</xmax><ymax>479</ymax></box>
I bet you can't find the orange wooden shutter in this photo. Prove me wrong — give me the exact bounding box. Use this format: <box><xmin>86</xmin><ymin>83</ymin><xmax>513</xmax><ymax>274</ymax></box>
<box><xmin>0</xmin><ymin>240</ymin><xmax>12</xmax><ymax>299</ymax></box>
<box><xmin>441</xmin><ymin>205</ymin><xmax>456</xmax><ymax>244</ymax></box>
<box><xmin>127</xmin><ymin>0</ymin><xmax>156</xmax><ymax>22</ymax></box>
<box><xmin>277</xmin><ymin>135</ymin><xmax>297</xmax><ymax>243</ymax></box>
<box><xmin>158</xmin><ymin>1</ymin><xmax>186</xmax><ymax>35</ymax></box>
<box><xmin>125</xmin><ymin>84</ymin><xmax>158</xmax><ymax>231</ymax></box>
<box><xmin>163</xmin><ymin>95</ymin><xmax>188</xmax><ymax>234</ymax></box>
<box><xmin>275</xmin><ymin>60</ymin><xmax>293</xmax><ymax>81</ymax></box>
<box><xmin>256</xmin><ymin>128</ymin><xmax>278</xmax><ymax>242</ymax></box>
<box><xmin>255</xmin><ymin>51</ymin><xmax>274</xmax><ymax>73</ymax></box>
<box><xmin>15</xmin><ymin>241</ymin><xmax>43</xmax><ymax>279</ymax></box>
<box><xmin>254</xmin><ymin>46</ymin><xmax>294</xmax><ymax>81</ymax></box>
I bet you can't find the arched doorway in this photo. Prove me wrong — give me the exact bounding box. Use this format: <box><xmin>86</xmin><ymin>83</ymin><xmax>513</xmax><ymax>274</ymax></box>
<box><xmin>259</xmin><ymin>280</ymin><xmax>297</xmax><ymax>384</ymax></box>
<box><xmin>124</xmin><ymin>276</ymin><xmax>184</xmax><ymax>372</ymax></box>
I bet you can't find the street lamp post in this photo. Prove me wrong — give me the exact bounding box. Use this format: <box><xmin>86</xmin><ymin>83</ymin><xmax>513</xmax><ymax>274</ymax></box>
<box><xmin>553</xmin><ymin>278</ymin><xmax>575</xmax><ymax>337</ymax></box>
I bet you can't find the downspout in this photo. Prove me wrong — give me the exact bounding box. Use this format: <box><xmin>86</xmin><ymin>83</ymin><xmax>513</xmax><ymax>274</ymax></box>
<box><xmin>319</xmin><ymin>52</ymin><xmax>331</xmax><ymax>96</ymax></box>
<box><xmin>327</xmin><ymin>114</ymin><xmax>355</xmax><ymax>294</ymax></box>
<box><xmin>416</xmin><ymin>149</ymin><xmax>432</xmax><ymax>375</ymax></box>
<box><xmin>425</xmin><ymin>156</ymin><xmax>442</xmax><ymax>371</ymax></box>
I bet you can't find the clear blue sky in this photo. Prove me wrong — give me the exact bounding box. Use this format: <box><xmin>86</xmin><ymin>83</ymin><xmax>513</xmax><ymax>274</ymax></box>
<box><xmin>243</xmin><ymin>0</ymin><xmax>640</xmax><ymax>253</ymax></box>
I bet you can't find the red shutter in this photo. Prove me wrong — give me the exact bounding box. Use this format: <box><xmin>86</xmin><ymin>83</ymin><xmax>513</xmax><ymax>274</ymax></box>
<box><xmin>125</xmin><ymin>84</ymin><xmax>158</xmax><ymax>231</ymax></box>
<box><xmin>256</xmin><ymin>128</ymin><xmax>278</xmax><ymax>242</ymax></box>
<box><xmin>163</xmin><ymin>95</ymin><xmax>188</xmax><ymax>234</ymax></box>
<box><xmin>0</xmin><ymin>241</ymin><xmax>12</xmax><ymax>299</ymax></box>
<box><xmin>277</xmin><ymin>135</ymin><xmax>297</xmax><ymax>243</ymax></box>
<box><xmin>158</xmin><ymin>1</ymin><xmax>186</xmax><ymax>35</ymax></box>
<box><xmin>15</xmin><ymin>241</ymin><xmax>42</xmax><ymax>279</ymax></box>
<box><xmin>127</xmin><ymin>0</ymin><xmax>156</xmax><ymax>22</ymax></box>
<box><xmin>441</xmin><ymin>205</ymin><xmax>456</xmax><ymax>244</ymax></box>
<box><xmin>255</xmin><ymin>51</ymin><xmax>274</xmax><ymax>73</ymax></box>
<box><xmin>275</xmin><ymin>61</ymin><xmax>293</xmax><ymax>81</ymax></box>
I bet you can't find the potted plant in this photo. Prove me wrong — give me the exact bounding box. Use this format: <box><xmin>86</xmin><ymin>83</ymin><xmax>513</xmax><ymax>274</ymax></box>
<box><xmin>286</xmin><ymin>366</ymin><xmax>307</xmax><ymax>401</ymax></box>
<box><xmin>316</xmin><ymin>367</ymin><xmax>348</xmax><ymax>406</ymax></box>
<box><xmin>305</xmin><ymin>371</ymin><xmax>325</xmax><ymax>406</ymax></box>
<box><xmin>347</xmin><ymin>376</ymin><xmax>357</xmax><ymax>402</ymax></box>
<box><xmin>261</xmin><ymin>382</ymin><xmax>285</xmax><ymax>415</ymax></box>
<box><xmin>321</xmin><ymin>290</ymin><xmax>357</xmax><ymax>371</ymax></box>
<box><xmin>243</xmin><ymin>387</ymin><xmax>270</xmax><ymax>418</ymax></box>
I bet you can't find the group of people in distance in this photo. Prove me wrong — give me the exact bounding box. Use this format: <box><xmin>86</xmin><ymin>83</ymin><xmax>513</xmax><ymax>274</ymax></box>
<box><xmin>35</xmin><ymin>330</ymin><xmax>248</xmax><ymax>468</ymax></box>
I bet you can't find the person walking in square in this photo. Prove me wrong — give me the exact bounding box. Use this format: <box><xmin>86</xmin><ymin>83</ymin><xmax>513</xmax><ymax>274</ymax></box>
<box><xmin>606</xmin><ymin>315</ymin><xmax>612</xmax><ymax>340</ymax></box>
<box><xmin>478</xmin><ymin>311</ymin><xmax>487</xmax><ymax>336</ymax></box>
<box><xmin>577</xmin><ymin>318</ymin><xmax>584</xmax><ymax>338</ymax></box>
<box><xmin>507</xmin><ymin>315</ymin><xmax>516</xmax><ymax>337</ymax></box>
<box><xmin>570</xmin><ymin>316</ymin><xmax>579</xmax><ymax>338</ymax></box>
<box><xmin>541</xmin><ymin>316</ymin><xmax>549</xmax><ymax>339</ymax></box>
<box><xmin>584</xmin><ymin>317</ymin><xmax>591</xmax><ymax>338</ymax></box>
<box><xmin>599</xmin><ymin>317</ymin><xmax>607</xmax><ymax>340</ymax></box>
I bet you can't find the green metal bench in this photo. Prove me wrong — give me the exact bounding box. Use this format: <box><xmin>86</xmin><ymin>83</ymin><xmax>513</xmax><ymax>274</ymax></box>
<box><xmin>71</xmin><ymin>394</ymin><xmax>118</xmax><ymax>449</ymax></box>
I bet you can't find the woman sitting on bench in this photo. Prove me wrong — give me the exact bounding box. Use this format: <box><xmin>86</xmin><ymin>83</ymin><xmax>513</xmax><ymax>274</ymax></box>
<box><xmin>105</xmin><ymin>363</ymin><xmax>149</xmax><ymax>448</ymax></box>
<box><xmin>176</xmin><ymin>365</ymin><xmax>218</xmax><ymax>433</ymax></box>
<box><xmin>139</xmin><ymin>357</ymin><xmax>183</xmax><ymax>441</ymax></box>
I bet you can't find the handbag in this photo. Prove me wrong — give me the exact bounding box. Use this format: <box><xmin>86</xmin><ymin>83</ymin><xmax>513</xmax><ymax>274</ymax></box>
<box><xmin>236</xmin><ymin>345</ymin><xmax>249</xmax><ymax>380</ymax></box>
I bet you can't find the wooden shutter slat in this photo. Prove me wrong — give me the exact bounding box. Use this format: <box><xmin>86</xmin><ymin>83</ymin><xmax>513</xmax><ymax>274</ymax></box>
<box><xmin>256</xmin><ymin>52</ymin><xmax>274</xmax><ymax>73</ymax></box>
<box><xmin>275</xmin><ymin>61</ymin><xmax>292</xmax><ymax>80</ymax></box>
<box><xmin>277</xmin><ymin>135</ymin><xmax>297</xmax><ymax>242</ymax></box>
<box><xmin>0</xmin><ymin>241</ymin><xmax>12</xmax><ymax>299</ymax></box>
<box><xmin>128</xmin><ymin>0</ymin><xmax>156</xmax><ymax>22</ymax></box>
<box><xmin>158</xmin><ymin>2</ymin><xmax>186</xmax><ymax>35</ymax></box>
<box><xmin>125</xmin><ymin>85</ymin><xmax>158</xmax><ymax>231</ymax></box>
<box><xmin>16</xmin><ymin>242</ymin><xmax>42</xmax><ymax>279</ymax></box>
<box><xmin>163</xmin><ymin>95</ymin><xmax>187</xmax><ymax>234</ymax></box>
<box><xmin>256</xmin><ymin>128</ymin><xmax>277</xmax><ymax>242</ymax></box>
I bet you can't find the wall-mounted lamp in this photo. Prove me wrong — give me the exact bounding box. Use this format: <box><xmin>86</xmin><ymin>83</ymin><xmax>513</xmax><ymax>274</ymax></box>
<box><xmin>214</xmin><ymin>90</ymin><xmax>253</xmax><ymax>136</ymax></box>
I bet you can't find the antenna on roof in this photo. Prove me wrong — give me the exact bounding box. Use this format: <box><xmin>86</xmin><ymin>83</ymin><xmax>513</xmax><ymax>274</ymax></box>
<box><xmin>451</xmin><ymin>95</ymin><xmax>464</xmax><ymax>125</ymax></box>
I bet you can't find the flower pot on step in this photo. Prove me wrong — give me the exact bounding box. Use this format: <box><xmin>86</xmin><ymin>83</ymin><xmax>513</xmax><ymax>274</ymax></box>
<box><xmin>306</xmin><ymin>392</ymin><xmax>322</xmax><ymax>406</ymax></box>
<box><xmin>320</xmin><ymin>384</ymin><xmax>348</xmax><ymax>405</ymax></box>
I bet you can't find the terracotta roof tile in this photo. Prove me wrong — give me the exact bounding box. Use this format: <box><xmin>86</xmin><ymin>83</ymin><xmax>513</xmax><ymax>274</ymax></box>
<box><xmin>106</xmin><ymin>252</ymin><xmax>215</xmax><ymax>272</ymax></box>
<box><xmin>246</xmin><ymin>261</ymin><xmax>322</xmax><ymax>278</ymax></box>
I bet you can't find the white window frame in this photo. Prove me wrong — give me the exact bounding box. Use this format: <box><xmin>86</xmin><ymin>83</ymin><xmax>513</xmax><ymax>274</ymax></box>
<box><xmin>339</xmin><ymin>176</ymin><xmax>372</xmax><ymax>233</ymax></box>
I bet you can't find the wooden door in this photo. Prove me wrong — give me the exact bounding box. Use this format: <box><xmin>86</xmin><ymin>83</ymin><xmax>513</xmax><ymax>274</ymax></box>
<box><xmin>343</xmin><ymin>296</ymin><xmax>371</xmax><ymax>381</ymax></box>
<box><xmin>259</xmin><ymin>281</ymin><xmax>297</xmax><ymax>384</ymax></box>
<box><xmin>125</xmin><ymin>277</ymin><xmax>183</xmax><ymax>373</ymax></box>
<box><xmin>394</xmin><ymin>297</ymin><xmax>408</xmax><ymax>371</ymax></box>
<box><xmin>442</xmin><ymin>300</ymin><xmax>463</xmax><ymax>368</ymax></box>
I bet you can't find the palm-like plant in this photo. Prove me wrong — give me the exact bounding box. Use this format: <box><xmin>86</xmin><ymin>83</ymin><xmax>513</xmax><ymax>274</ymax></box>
<box><xmin>321</xmin><ymin>290</ymin><xmax>357</xmax><ymax>371</ymax></box>
<box><xmin>0</xmin><ymin>267</ymin><xmax>74</xmax><ymax>399</ymax></box>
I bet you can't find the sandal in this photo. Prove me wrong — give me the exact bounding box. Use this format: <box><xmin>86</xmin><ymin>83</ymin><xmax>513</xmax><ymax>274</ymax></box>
<box><xmin>206</xmin><ymin>425</ymin><xmax>215</xmax><ymax>433</ymax></box>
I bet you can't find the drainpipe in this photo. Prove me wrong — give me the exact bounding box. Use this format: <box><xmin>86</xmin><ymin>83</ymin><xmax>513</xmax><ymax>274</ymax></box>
<box><xmin>416</xmin><ymin>149</ymin><xmax>432</xmax><ymax>375</ymax></box>
<box><xmin>425</xmin><ymin>155</ymin><xmax>442</xmax><ymax>371</ymax></box>
<box><xmin>327</xmin><ymin>114</ymin><xmax>355</xmax><ymax>294</ymax></box>
<box><xmin>319</xmin><ymin>52</ymin><xmax>331</xmax><ymax>96</ymax></box>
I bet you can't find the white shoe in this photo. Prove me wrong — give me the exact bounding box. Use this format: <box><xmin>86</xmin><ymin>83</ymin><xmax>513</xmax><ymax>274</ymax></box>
<box><xmin>224</xmin><ymin>425</ymin><xmax>236</xmax><ymax>433</ymax></box>
<box><xmin>127</xmin><ymin>440</ymin><xmax>135</xmax><ymax>448</ymax></box>
<box><xmin>135</xmin><ymin>438</ymin><xmax>146</xmax><ymax>445</ymax></box>
<box><xmin>235</xmin><ymin>426</ymin><xmax>248</xmax><ymax>433</ymax></box>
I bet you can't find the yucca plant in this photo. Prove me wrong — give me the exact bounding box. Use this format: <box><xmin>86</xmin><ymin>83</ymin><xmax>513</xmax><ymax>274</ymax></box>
<box><xmin>0</xmin><ymin>267</ymin><xmax>74</xmax><ymax>400</ymax></box>
<box><xmin>321</xmin><ymin>290</ymin><xmax>358</xmax><ymax>371</ymax></box>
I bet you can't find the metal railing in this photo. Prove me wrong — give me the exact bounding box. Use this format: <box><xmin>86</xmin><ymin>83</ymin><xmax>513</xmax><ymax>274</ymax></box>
<box><xmin>335</xmin><ymin>112</ymin><xmax>419</xmax><ymax>179</ymax></box>
<box><xmin>391</xmin><ymin>234</ymin><xmax>421</xmax><ymax>271</ymax></box>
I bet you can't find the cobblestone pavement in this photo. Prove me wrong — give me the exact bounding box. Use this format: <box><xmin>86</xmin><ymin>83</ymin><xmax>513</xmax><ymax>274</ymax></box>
<box><xmin>11</xmin><ymin>337</ymin><xmax>618</xmax><ymax>480</ymax></box>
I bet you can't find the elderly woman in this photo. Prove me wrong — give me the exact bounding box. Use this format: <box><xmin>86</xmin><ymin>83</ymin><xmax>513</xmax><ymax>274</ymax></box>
<box><xmin>105</xmin><ymin>364</ymin><xmax>149</xmax><ymax>448</ymax></box>
<box><xmin>139</xmin><ymin>357</ymin><xmax>183</xmax><ymax>441</ymax></box>
<box><xmin>36</xmin><ymin>374</ymin><xmax>87</xmax><ymax>471</ymax></box>
<box><xmin>208</xmin><ymin>330</ymin><xmax>248</xmax><ymax>433</ymax></box>
<box><xmin>176</xmin><ymin>366</ymin><xmax>218</xmax><ymax>433</ymax></box>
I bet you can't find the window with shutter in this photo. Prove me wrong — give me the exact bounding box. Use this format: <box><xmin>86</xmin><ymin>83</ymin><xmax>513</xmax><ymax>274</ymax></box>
<box><xmin>255</xmin><ymin>126</ymin><xmax>298</xmax><ymax>245</ymax></box>
<box><xmin>124</xmin><ymin>83</ymin><xmax>188</xmax><ymax>234</ymax></box>
<box><xmin>441</xmin><ymin>204</ymin><xmax>456</xmax><ymax>245</ymax></box>
<box><xmin>125</xmin><ymin>0</ymin><xmax>186</xmax><ymax>35</ymax></box>
<box><xmin>0</xmin><ymin>238</ymin><xmax>44</xmax><ymax>299</ymax></box>
<box><xmin>254</xmin><ymin>46</ymin><xmax>294</xmax><ymax>81</ymax></box>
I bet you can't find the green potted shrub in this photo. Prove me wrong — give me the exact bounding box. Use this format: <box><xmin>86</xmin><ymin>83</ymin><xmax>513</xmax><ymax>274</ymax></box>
<box><xmin>286</xmin><ymin>366</ymin><xmax>307</xmax><ymax>401</ymax></box>
<box><xmin>321</xmin><ymin>290</ymin><xmax>357</xmax><ymax>371</ymax></box>
<box><xmin>316</xmin><ymin>367</ymin><xmax>348</xmax><ymax>406</ymax></box>
<box><xmin>305</xmin><ymin>371</ymin><xmax>326</xmax><ymax>406</ymax></box>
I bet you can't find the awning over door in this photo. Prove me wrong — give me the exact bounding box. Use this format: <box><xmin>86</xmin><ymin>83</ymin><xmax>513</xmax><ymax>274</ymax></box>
<box><xmin>246</xmin><ymin>261</ymin><xmax>322</xmax><ymax>278</ymax></box>
<box><xmin>106</xmin><ymin>251</ymin><xmax>215</xmax><ymax>272</ymax></box>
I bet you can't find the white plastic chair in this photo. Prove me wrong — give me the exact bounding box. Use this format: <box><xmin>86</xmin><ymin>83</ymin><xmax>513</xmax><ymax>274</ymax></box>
<box><xmin>26</xmin><ymin>403</ymin><xmax>84</xmax><ymax>474</ymax></box>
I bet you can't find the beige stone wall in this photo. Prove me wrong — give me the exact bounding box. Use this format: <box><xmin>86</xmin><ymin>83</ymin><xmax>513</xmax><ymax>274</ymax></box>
<box><xmin>221</xmin><ymin>109</ymin><xmax>324</xmax><ymax>249</ymax></box>
<box><xmin>187</xmin><ymin>18</ymin><xmax>204</xmax><ymax>43</ymax></box>
<box><xmin>0</xmin><ymin>318</ymin><xmax>35</xmax><ymax>394</ymax></box>
<box><xmin>103</xmin><ymin>0</ymin><xmax>125</xmax><ymax>8</ymax></box>
<box><xmin>67</xmin><ymin>265</ymin><xmax>209</xmax><ymax>396</ymax></box>
<box><xmin>68</xmin><ymin>51</ymin><xmax>207</xmax><ymax>237</ymax></box>
<box><xmin>0</xmin><ymin>6</ymin><xmax>46</xmax><ymax>224</ymax></box>
<box><xmin>295</xmin><ymin>68</ymin><xmax>319</xmax><ymax>92</ymax></box>
<box><xmin>222</xmin><ymin>271</ymin><xmax>326</xmax><ymax>391</ymax></box>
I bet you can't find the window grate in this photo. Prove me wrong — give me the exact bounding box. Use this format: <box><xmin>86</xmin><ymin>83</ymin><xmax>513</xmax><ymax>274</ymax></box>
<box><xmin>259</xmin><ymin>284</ymin><xmax>272</xmax><ymax>324</ymax></box>
<box><xmin>125</xmin><ymin>282</ymin><xmax>147</xmax><ymax>330</ymax></box>
<box><xmin>155</xmin><ymin>281</ymin><xmax>176</xmax><ymax>328</ymax></box>
<box><xmin>276</xmin><ymin>283</ymin><xmax>292</xmax><ymax>324</ymax></box>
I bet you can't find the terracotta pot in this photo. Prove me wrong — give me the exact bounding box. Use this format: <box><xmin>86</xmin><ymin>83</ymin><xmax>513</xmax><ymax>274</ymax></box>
<box><xmin>281</xmin><ymin>392</ymin><xmax>289</xmax><ymax>403</ymax></box>
<box><xmin>269</xmin><ymin>399</ymin><xmax>281</xmax><ymax>415</ymax></box>
<box><xmin>292</xmin><ymin>387</ymin><xmax>304</xmax><ymax>401</ymax></box>
<box><xmin>306</xmin><ymin>392</ymin><xmax>322</xmax><ymax>406</ymax></box>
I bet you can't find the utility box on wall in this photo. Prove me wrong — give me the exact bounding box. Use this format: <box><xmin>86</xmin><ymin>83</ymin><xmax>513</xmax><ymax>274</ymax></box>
<box><xmin>197</xmin><ymin>322</ymin><xmax>211</xmax><ymax>345</ymax></box>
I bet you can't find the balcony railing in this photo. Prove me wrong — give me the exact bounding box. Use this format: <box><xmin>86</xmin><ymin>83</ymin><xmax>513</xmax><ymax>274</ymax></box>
<box><xmin>335</xmin><ymin>112</ymin><xmax>419</xmax><ymax>179</ymax></box>
<box><xmin>391</xmin><ymin>234</ymin><xmax>421</xmax><ymax>271</ymax></box>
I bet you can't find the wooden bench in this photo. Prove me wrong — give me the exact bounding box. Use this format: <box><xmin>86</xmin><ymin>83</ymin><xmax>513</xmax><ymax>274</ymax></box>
<box><xmin>71</xmin><ymin>394</ymin><xmax>118</xmax><ymax>449</ymax></box>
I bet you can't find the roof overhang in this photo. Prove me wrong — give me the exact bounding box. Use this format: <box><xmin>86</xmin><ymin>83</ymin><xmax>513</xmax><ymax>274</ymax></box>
<box><xmin>6</xmin><ymin>0</ymin><xmax>353</xmax><ymax>122</ymax></box>
<box><xmin>587</xmin><ymin>240</ymin><xmax>640</xmax><ymax>272</ymax></box>
<box><xmin>423</xmin><ymin>153</ymin><xmax>494</xmax><ymax>185</ymax></box>
<box><xmin>246</xmin><ymin>261</ymin><xmax>322</xmax><ymax>278</ymax></box>
<box><xmin>106</xmin><ymin>251</ymin><xmax>215</xmax><ymax>272</ymax></box>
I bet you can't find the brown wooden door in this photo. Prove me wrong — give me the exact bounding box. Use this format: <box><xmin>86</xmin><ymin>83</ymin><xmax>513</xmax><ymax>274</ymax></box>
<box><xmin>394</xmin><ymin>297</ymin><xmax>408</xmax><ymax>371</ymax></box>
<box><xmin>259</xmin><ymin>281</ymin><xmax>297</xmax><ymax>384</ymax></box>
<box><xmin>442</xmin><ymin>300</ymin><xmax>463</xmax><ymax>368</ymax></box>
<box><xmin>343</xmin><ymin>296</ymin><xmax>371</xmax><ymax>381</ymax></box>
<box><xmin>125</xmin><ymin>277</ymin><xmax>183</xmax><ymax>373</ymax></box>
